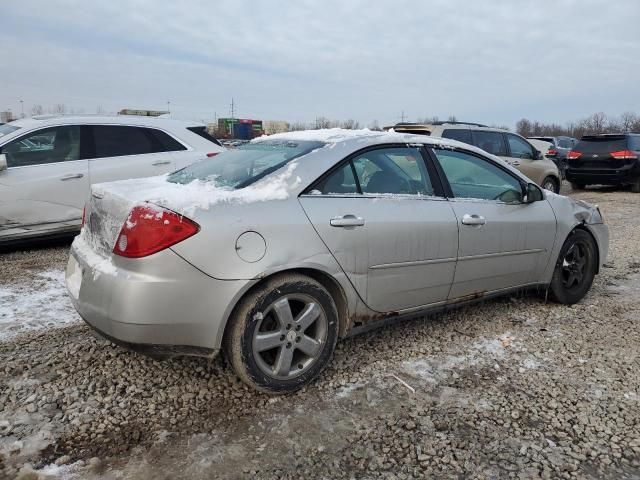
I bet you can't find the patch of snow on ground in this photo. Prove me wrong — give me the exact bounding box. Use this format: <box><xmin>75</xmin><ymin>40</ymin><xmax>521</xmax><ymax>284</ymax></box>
<box><xmin>0</xmin><ymin>269</ymin><xmax>80</xmax><ymax>340</ymax></box>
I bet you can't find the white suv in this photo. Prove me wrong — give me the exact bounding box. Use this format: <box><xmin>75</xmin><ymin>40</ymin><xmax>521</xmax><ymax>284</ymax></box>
<box><xmin>387</xmin><ymin>122</ymin><xmax>561</xmax><ymax>193</ymax></box>
<box><xmin>0</xmin><ymin>115</ymin><xmax>224</xmax><ymax>244</ymax></box>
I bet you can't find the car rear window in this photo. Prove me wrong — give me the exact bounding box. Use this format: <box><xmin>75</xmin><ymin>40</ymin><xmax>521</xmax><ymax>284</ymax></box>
<box><xmin>187</xmin><ymin>126</ymin><xmax>222</xmax><ymax>146</ymax></box>
<box><xmin>0</xmin><ymin>124</ymin><xmax>19</xmax><ymax>137</ymax></box>
<box><xmin>574</xmin><ymin>136</ymin><xmax>628</xmax><ymax>154</ymax></box>
<box><xmin>168</xmin><ymin>139</ymin><xmax>324</xmax><ymax>189</ymax></box>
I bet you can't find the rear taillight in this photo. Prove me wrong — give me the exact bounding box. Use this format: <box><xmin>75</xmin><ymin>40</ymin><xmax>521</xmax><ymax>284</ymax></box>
<box><xmin>547</xmin><ymin>149</ymin><xmax>558</xmax><ymax>156</ymax></box>
<box><xmin>206</xmin><ymin>152</ymin><xmax>219</xmax><ymax>157</ymax></box>
<box><xmin>567</xmin><ymin>151</ymin><xmax>582</xmax><ymax>160</ymax></box>
<box><xmin>610</xmin><ymin>150</ymin><xmax>638</xmax><ymax>160</ymax></box>
<box><xmin>113</xmin><ymin>205</ymin><xmax>199</xmax><ymax>258</ymax></box>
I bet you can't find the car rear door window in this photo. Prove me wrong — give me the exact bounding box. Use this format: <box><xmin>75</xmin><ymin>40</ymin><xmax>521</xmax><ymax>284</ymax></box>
<box><xmin>471</xmin><ymin>130</ymin><xmax>507</xmax><ymax>156</ymax></box>
<box><xmin>441</xmin><ymin>129</ymin><xmax>472</xmax><ymax>145</ymax></box>
<box><xmin>148</xmin><ymin>129</ymin><xmax>187</xmax><ymax>151</ymax></box>
<box><xmin>1</xmin><ymin>126</ymin><xmax>82</xmax><ymax>167</ymax></box>
<box><xmin>433</xmin><ymin>148</ymin><xmax>523</xmax><ymax>203</ymax></box>
<box><xmin>506</xmin><ymin>134</ymin><xmax>535</xmax><ymax>159</ymax></box>
<box><xmin>629</xmin><ymin>136</ymin><xmax>640</xmax><ymax>151</ymax></box>
<box><xmin>313</xmin><ymin>147</ymin><xmax>434</xmax><ymax>196</ymax></box>
<box><xmin>91</xmin><ymin>125</ymin><xmax>163</xmax><ymax>158</ymax></box>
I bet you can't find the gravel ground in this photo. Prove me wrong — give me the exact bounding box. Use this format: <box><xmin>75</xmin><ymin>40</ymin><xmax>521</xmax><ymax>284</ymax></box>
<box><xmin>1</xmin><ymin>185</ymin><xmax>639</xmax><ymax>480</ymax></box>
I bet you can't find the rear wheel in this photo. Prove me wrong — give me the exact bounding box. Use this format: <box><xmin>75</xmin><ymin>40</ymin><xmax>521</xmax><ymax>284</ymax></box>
<box><xmin>542</xmin><ymin>176</ymin><xmax>560</xmax><ymax>194</ymax></box>
<box><xmin>549</xmin><ymin>230</ymin><xmax>597</xmax><ymax>304</ymax></box>
<box><xmin>224</xmin><ymin>273</ymin><xmax>339</xmax><ymax>393</ymax></box>
<box><xmin>631</xmin><ymin>178</ymin><xmax>640</xmax><ymax>193</ymax></box>
<box><xmin>570</xmin><ymin>182</ymin><xmax>585</xmax><ymax>191</ymax></box>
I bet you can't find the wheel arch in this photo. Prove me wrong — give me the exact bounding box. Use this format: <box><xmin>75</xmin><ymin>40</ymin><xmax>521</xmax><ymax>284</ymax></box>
<box><xmin>219</xmin><ymin>267</ymin><xmax>352</xmax><ymax>352</ymax></box>
<box><xmin>573</xmin><ymin>223</ymin><xmax>601</xmax><ymax>274</ymax></box>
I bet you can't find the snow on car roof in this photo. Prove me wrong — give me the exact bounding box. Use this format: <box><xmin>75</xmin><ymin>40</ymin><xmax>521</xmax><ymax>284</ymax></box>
<box><xmin>254</xmin><ymin>127</ymin><xmax>467</xmax><ymax>149</ymax></box>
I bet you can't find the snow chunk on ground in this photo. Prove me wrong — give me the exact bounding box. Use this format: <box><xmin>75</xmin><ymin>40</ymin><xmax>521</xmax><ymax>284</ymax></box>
<box><xmin>0</xmin><ymin>269</ymin><xmax>80</xmax><ymax>340</ymax></box>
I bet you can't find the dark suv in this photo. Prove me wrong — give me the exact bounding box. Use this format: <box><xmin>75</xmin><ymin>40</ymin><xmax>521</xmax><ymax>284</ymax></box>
<box><xmin>566</xmin><ymin>133</ymin><xmax>640</xmax><ymax>191</ymax></box>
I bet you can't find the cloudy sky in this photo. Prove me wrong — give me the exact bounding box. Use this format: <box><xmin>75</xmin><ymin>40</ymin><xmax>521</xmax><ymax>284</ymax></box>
<box><xmin>1</xmin><ymin>0</ymin><xmax>638</xmax><ymax>128</ymax></box>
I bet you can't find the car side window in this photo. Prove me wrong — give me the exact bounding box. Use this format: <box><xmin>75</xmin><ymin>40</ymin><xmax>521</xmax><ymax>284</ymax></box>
<box><xmin>314</xmin><ymin>162</ymin><xmax>358</xmax><ymax>194</ymax></box>
<box><xmin>353</xmin><ymin>147</ymin><xmax>433</xmax><ymax>195</ymax></box>
<box><xmin>148</xmin><ymin>129</ymin><xmax>187</xmax><ymax>152</ymax></box>
<box><xmin>91</xmin><ymin>125</ymin><xmax>163</xmax><ymax>158</ymax></box>
<box><xmin>313</xmin><ymin>147</ymin><xmax>434</xmax><ymax>196</ymax></box>
<box><xmin>433</xmin><ymin>148</ymin><xmax>524</xmax><ymax>203</ymax></box>
<box><xmin>629</xmin><ymin>136</ymin><xmax>640</xmax><ymax>151</ymax></box>
<box><xmin>441</xmin><ymin>129</ymin><xmax>472</xmax><ymax>145</ymax></box>
<box><xmin>1</xmin><ymin>126</ymin><xmax>81</xmax><ymax>168</ymax></box>
<box><xmin>471</xmin><ymin>130</ymin><xmax>507</xmax><ymax>156</ymax></box>
<box><xmin>506</xmin><ymin>134</ymin><xmax>534</xmax><ymax>159</ymax></box>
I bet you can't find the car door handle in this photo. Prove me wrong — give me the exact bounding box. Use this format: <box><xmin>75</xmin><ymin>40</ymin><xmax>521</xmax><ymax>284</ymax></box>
<box><xmin>510</xmin><ymin>160</ymin><xmax>521</xmax><ymax>167</ymax></box>
<box><xmin>461</xmin><ymin>214</ymin><xmax>486</xmax><ymax>226</ymax></box>
<box><xmin>60</xmin><ymin>173</ymin><xmax>84</xmax><ymax>181</ymax></box>
<box><xmin>152</xmin><ymin>160</ymin><xmax>172</xmax><ymax>166</ymax></box>
<box><xmin>330</xmin><ymin>215</ymin><xmax>365</xmax><ymax>227</ymax></box>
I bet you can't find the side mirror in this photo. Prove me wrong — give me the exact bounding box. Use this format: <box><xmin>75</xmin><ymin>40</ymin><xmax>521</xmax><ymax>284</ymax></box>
<box><xmin>523</xmin><ymin>182</ymin><xmax>543</xmax><ymax>203</ymax></box>
<box><xmin>533</xmin><ymin>149</ymin><xmax>542</xmax><ymax>160</ymax></box>
<box><xmin>0</xmin><ymin>154</ymin><xmax>7</xmax><ymax>172</ymax></box>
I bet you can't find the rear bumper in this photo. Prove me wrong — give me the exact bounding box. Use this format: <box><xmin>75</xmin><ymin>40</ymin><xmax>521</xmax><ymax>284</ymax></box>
<box><xmin>66</xmin><ymin>234</ymin><xmax>252</xmax><ymax>355</ymax></box>
<box><xmin>566</xmin><ymin>165</ymin><xmax>639</xmax><ymax>185</ymax></box>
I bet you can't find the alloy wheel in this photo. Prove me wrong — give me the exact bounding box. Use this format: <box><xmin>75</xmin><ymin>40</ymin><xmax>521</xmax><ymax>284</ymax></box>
<box><xmin>252</xmin><ymin>294</ymin><xmax>328</xmax><ymax>380</ymax></box>
<box><xmin>561</xmin><ymin>241</ymin><xmax>588</xmax><ymax>289</ymax></box>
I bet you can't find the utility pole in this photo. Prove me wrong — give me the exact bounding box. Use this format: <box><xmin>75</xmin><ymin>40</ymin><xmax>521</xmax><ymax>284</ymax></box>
<box><xmin>399</xmin><ymin>110</ymin><xmax>406</xmax><ymax>123</ymax></box>
<box><xmin>167</xmin><ymin>100</ymin><xmax>170</xmax><ymax>114</ymax></box>
<box><xmin>20</xmin><ymin>100</ymin><xmax>24</xmax><ymax>118</ymax></box>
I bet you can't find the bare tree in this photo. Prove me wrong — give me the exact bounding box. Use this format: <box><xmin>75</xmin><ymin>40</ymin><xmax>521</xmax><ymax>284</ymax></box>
<box><xmin>619</xmin><ymin>112</ymin><xmax>638</xmax><ymax>132</ymax></box>
<box><xmin>50</xmin><ymin>104</ymin><xmax>67</xmax><ymax>114</ymax></box>
<box><xmin>516</xmin><ymin>118</ymin><xmax>532</xmax><ymax>137</ymax></box>
<box><xmin>288</xmin><ymin>121</ymin><xmax>308</xmax><ymax>131</ymax></box>
<box><xmin>447</xmin><ymin>115</ymin><xmax>458</xmax><ymax>122</ymax></box>
<box><xmin>341</xmin><ymin>119</ymin><xmax>360</xmax><ymax>130</ymax></box>
<box><xmin>584</xmin><ymin>112</ymin><xmax>607</xmax><ymax>134</ymax></box>
<box><xmin>368</xmin><ymin>119</ymin><xmax>381</xmax><ymax>131</ymax></box>
<box><xmin>30</xmin><ymin>104</ymin><xmax>44</xmax><ymax>116</ymax></box>
<box><xmin>96</xmin><ymin>105</ymin><xmax>106</xmax><ymax>114</ymax></box>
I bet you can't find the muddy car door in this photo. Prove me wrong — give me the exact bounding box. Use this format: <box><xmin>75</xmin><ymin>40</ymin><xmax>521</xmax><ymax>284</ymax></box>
<box><xmin>0</xmin><ymin>125</ymin><xmax>88</xmax><ymax>237</ymax></box>
<box><xmin>300</xmin><ymin>145</ymin><xmax>459</xmax><ymax>312</ymax></box>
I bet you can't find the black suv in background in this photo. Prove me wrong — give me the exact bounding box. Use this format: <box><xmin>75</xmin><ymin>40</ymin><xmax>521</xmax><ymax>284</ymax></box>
<box><xmin>566</xmin><ymin>133</ymin><xmax>640</xmax><ymax>191</ymax></box>
<box><xmin>527</xmin><ymin>136</ymin><xmax>577</xmax><ymax>178</ymax></box>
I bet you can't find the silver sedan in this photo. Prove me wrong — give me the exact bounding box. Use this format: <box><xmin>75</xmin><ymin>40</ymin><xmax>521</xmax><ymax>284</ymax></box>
<box><xmin>66</xmin><ymin>130</ymin><xmax>609</xmax><ymax>393</ymax></box>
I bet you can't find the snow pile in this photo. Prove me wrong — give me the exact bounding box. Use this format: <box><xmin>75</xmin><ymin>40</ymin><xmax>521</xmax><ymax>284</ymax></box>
<box><xmin>92</xmin><ymin>161</ymin><xmax>302</xmax><ymax>218</ymax></box>
<box><xmin>258</xmin><ymin>128</ymin><xmax>420</xmax><ymax>144</ymax></box>
<box><xmin>0</xmin><ymin>269</ymin><xmax>80</xmax><ymax>340</ymax></box>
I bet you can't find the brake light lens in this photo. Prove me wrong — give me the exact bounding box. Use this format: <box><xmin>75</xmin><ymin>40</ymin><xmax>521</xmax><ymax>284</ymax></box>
<box><xmin>547</xmin><ymin>148</ymin><xmax>557</xmax><ymax>156</ymax></box>
<box><xmin>567</xmin><ymin>151</ymin><xmax>582</xmax><ymax>160</ymax></box>
<box><xmin>610</xmin><ymin>150</ymin><xmax>638</xmax><ymax>160</ymax></box>
<box><xmin>206</xmin><ymin>152</ymin><xmax>219</xmax><ymax>157</ymax></box>
<box><xmin>113</xmin><ymin>205</ymin><xmax>199</xmax><ymax>258</ymax></box>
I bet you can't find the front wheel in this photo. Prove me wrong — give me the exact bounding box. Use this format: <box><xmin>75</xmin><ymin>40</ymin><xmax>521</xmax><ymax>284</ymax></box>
<box><xmin>541</xmin><ymin>176</ymin><xmax>560</xmax><ymax>194</ymax></box>
<box><xmin>224</xmin><ymin>273</ymin><xmax>339</xmax><ymax>393</ymax></box>
<box><xmin>549</xmin><ymin>230</ymin><xmax>597</xmax><ymax>304</ymax></box>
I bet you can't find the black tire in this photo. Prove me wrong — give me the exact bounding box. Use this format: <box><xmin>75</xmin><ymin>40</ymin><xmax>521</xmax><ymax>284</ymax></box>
<box><xmin>549</xmin><ymin>229</ymin><xmax>598</xmax><ymax>305</ymax></box>
<box><xmin>224</xmin><ymin>273</ymin><xmax>339</xmax><ymax>394</ymax></box>
<box><xmin>542</xmin><ymin>176</ymin><xmax>560</xmax><ymax>194</ymax></box>
<box><xmin>570</xmin><ymin>182</ymin><xmax>585</xmax><ymax>191</ymax></box>
<box><xmin>631</xmin><ymin>179</ymin><xmax>640</xmax><ymax>193</ymax></box>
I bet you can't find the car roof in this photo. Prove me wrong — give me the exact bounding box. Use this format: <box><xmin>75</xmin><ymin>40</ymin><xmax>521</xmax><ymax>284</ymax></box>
<box><xmin>8</xmin><ymin>115</ymin><xmax>204</xmax><ymax>129</ymax></box>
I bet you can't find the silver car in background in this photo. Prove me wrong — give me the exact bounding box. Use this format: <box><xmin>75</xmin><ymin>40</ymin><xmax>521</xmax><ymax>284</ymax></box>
<box><xmin>66</xmin><ymin>129</ymin><xmax>608</xmax><ymax>393</ymax></box>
